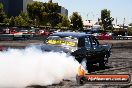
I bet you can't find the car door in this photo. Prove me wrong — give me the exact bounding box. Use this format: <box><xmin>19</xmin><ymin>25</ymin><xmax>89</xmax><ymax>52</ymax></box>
<box><xmin>89</xmin><ymin>36</ymin><xmax>104</xmax><ymax>59</ymax></box>
<box><xmin>84</xmin><ymin>36</ymin><xmax>94</xmax><ymax>59</ymax></box>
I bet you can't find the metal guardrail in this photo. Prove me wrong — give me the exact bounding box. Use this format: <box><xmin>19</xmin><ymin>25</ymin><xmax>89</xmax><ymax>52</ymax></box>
<box><xmin>0</xmin><ymin>34</ymin><xmax>14</xmax><ymax>40</ymax></box>
<box><xmin>0</xmin><ymin>34</ymin><xmax>47</xmax><ymax>40</ymax></box>
<box><xmin>112</xmin><ymin>36</ymin><xmax>132</xmax><ymax>40</ymax></box>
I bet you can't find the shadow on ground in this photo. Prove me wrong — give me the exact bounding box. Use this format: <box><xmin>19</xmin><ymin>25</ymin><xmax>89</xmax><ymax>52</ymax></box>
<box><xmin>88</xmin><ymin>65</ymin><xmax>112</xmax><ymax>73</ymax></box>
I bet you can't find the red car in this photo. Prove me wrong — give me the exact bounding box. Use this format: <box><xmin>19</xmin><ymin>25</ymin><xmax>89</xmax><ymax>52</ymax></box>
<box><xmin>97</xmin><ymin>33</ymin><xmax>112</xmax><ymax>40</ymax></box>
<box><xmin>0</xmin><ymin>46</ymin><xmax>7</xmax><ymax>51</ymax></box>
<box><xmin>39</xmin><ymin>30</ymin><xmax>50</xmax><ymax>36</ymax></box>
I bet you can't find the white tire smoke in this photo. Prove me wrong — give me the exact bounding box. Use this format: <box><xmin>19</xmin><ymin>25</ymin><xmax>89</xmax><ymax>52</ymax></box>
<box><xmin>0</xmin><ymin>46</ymin><xmax>80</xmax><ymax>87</ymax></box>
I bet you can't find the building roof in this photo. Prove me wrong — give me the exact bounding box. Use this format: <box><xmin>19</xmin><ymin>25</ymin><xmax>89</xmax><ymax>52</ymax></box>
<box><xmin>83</xmin><ymin>20</ymin><xmax>97</xmax><ymax>26</ymax></box>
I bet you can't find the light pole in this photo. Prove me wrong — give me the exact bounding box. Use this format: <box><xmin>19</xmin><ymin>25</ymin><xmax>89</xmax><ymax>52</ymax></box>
<box><xmin>91</xmin><ymin>12</ymin><xmax>94</xmax><ymax>21</ymax></box>
<box><xmin>123</xmin><ymin>17</ymin><xmax>128</xmax><ymax>36</ymax></box>
<box><xmin>87</xmin><ymin>13</ymin><xmax>89</xmax><ymax>21</ymax></box>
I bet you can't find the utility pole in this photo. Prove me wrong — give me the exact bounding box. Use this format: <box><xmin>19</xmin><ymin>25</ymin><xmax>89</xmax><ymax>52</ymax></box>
<box><xmin>116</xmin><ymin>17</ymin><xmax>117</xmax><ymax>26</ymax></box>
<box><xmin>93</xmin><ymin>14</ymin><xmax>95</xmax><ymax>21</ymax></box>
<box><xmin>87</xmin><ymin>13</ymin><xmax>89</xmax><ymax>21</ymax></box>
<box><xmin>123</xmin><ymin>18</ymin><xmax>125</xmax><ymax>30</ymax></box>
<box><xmin>123</xmin><ymin>18</ymin><xmax>128</xmax><ymax>36</ymax></box>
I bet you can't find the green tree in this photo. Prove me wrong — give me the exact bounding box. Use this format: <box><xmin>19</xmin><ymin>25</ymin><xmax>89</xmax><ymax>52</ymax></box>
<box><xmin>14</xmin><ymin>15</ymin><xmax>28</xmax><ymax>26</ymax></box>
<box><xmin>128</xmin><ymin>27</ymin><xmax>132</xmax><ymax>36</ymax></box>
<box><xmin>57</xmin><ymin>15</ymin><xmax>70</xmax><ymax>28</ymax></box>
<box><xmin>70</xmin><ymin>12</ymin><xmax>83</xmax><ymax>31</ymax></box>
<box><xmin>27</xmin><ymin>2</ymin><xmax>44</xmax><ymax>26</ymax></box>
<box><xmin>44</xmin><ymin>1</ymin><xmax>59</xmax><ymax>13</ymax></box>
<box><xmin>9</xmin><ymin>16</ymin><xmax>15</xmax><ymax>26</ymax></box>
<box><xmin>49</xmin><ymin>13</ymin><xmax>62</xmax><ymax>28</ymax></box>
<box><xmin>27</xmin><ymin>1</ymin><xmax>62</xmax><ymax>28</ymax></box>
<box><xmin>101</xmin><ymin>9</ymin><xmax>114</xmax><ymax>31</ymax></box>
<box><xmin>14</xmin><ymin>16</ymin><xmax>24</xmax><ymax>26</ymax></box>
<box><xmin>43</xmin><ymin>2</ymin><xmax>61</xmax><ymax>27</ymax></box>
<box><xmin>19</xmin><ymin>12</ymin><xmax>29</xmax><ymax>22</ymax></box>
<box><xmin>129</xmin><ymin>23</ymin><xmax>132</xmax><ymax>26</ymax></box>
<box><xmin>0</xmin><ymin>3</ymin><xmax>6</xmax><ymax>23</ymax></box>
<box><xmin>61</xmin><ymin>15</ymin><xmax>70</xmax><ymax>27</ymax></box>
<box><xmin>40</xmin><ymin>12</ymin><xmax>49</xmax><ymax>26</ymax></box>
<box><xmin>3</xmin><ymin>18</ymin><xmax>10</xmax><ymax>25</ymax></box>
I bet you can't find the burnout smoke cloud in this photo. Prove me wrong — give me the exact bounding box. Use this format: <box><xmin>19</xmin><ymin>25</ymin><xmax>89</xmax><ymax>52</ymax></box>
<box><xmin>0</xmin><ymin>46</ymin><xmax>80</xmax><ymax>87</ymax></box>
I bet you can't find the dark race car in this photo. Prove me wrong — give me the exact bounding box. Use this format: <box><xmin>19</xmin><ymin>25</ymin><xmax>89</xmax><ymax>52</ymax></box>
<box><xmin>36</xmin><ymin>32</ymin><xmax>111</xmax><ymax>72</ymax></box>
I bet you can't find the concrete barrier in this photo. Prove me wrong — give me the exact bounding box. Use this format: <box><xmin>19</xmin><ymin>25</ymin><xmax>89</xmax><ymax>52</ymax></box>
<box><xmin>0</xmin><ymin>34</ymin><xmax>48</xmax><ymax>41</ymax></box>
<box><xmin>112</xmin><ymin>36</ymin><xmax>132</xmax><ymax>40</ymax></box>
<box><xmin>0</xmin><ymin>34</ymin><xmax>132</xmax><ymax>41</ymax></box>
<box><xmin>0</xmin><ymin>34</ymin><xmax>14</xmax><ymax>40</ymax></box>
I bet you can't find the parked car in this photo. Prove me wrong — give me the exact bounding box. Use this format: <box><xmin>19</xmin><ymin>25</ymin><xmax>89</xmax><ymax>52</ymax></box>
<box><xmin>19</xmin><ymin>30</ymin><xmax>28</xmax><ymax>34</ymax></box>
<box><xmin>0</xmin><ymin>46</ymin><xmax>7</xmax><ymax>51</ymax></box>
<box><xmin>38</xmin><ymin>30</ymin><xmax>50</xmax><ymax>36</ymax></box>
<box><xmin>97</xmin><ymin>33</ymin><xmax>112</xmax><ymax>40</ymax></box>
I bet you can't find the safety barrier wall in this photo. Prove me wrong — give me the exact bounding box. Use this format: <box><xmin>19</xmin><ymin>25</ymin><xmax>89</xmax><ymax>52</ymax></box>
<box><xmin>0</xmin><ymin>34</ymin><xmax>48</xmax><ymax>41</ymax></box>
<box><xmin>112</xmin><ymin>36</ymin><xmax>132</xmax><ymax>40</ymax></box>
<box><xmin>0</xmin><ymin>34</ymin><xmax>132</xmax><ymax>40</ymax></box>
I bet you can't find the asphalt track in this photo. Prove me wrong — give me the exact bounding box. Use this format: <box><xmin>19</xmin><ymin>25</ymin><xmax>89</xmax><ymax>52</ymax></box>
<box><xmin>44</xmin><ymin>47</ymin><xmax>132</xmax><ymax>88</ymax></box>
<box><xmin>0</xmin><ymin>40</ymin><xmax>132</xmax><ymax>88</ymax></box>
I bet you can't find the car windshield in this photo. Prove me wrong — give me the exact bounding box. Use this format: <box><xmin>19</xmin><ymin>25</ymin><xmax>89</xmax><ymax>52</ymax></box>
<box><xmin>46</xmin><ymin>36</ymin><xmax>78</xmax><ymax>47</ymax></box>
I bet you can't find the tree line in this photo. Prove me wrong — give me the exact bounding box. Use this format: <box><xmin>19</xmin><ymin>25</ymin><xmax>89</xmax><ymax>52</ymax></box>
<box><xmin>1</xmin><ymin>1</ymin><xmax>128</xmax><ymax>32</ymax></box>
<box><xmin>0</xmin><ymin>1</ymin><xmax>84</xmax><ymax>31</ymax></box>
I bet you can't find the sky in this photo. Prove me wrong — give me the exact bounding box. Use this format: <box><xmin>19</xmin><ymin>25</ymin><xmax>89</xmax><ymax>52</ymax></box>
<box><xmin>34</xmin><ymin>0</ymin><xmax>132</xmax><ymax>25</ymax></box>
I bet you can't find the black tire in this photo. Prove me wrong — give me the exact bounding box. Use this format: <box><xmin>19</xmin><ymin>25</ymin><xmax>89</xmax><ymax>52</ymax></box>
<box><xmin>99</xmin><ymin>60</ymin><xmax>105</xmax><ymax>68</ymax></box>
<box><xmin>86</xmin><ymin>62</ymin><xmax>93</xmax><ymax>73</ymax></box>
<box><xmin>76</xmin><ymin>76</ymin><xmax>86</xmax><ymax>85</ymax></box>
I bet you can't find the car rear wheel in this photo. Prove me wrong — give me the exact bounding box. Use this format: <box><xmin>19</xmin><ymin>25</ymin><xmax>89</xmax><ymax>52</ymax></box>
<box><xmin>86</xmin><ymin>62</ymin><xmax>93</xmax><ymax>73</ymax></box>
<box><xmin>76</xmin><ymin>76</ymin><xmax>86</xmax><ymax>85</ymax></box>
<box><xmin>99</xmin><ymin>60</ymin><xmax>105</xmax><ymax>68</ymax></box>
